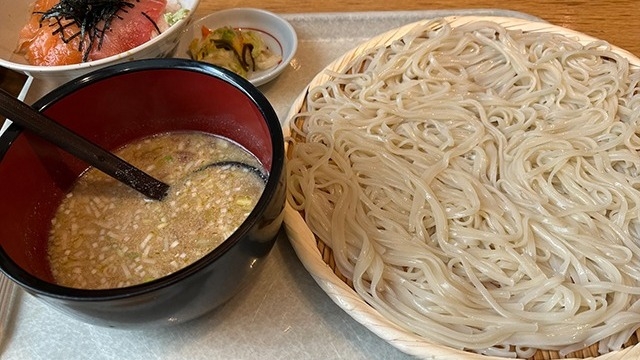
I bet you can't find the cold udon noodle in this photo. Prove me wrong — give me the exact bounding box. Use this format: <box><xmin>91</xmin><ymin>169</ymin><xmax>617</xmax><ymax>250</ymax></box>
<box><xmin>286</xmin><ymin>19</ymin><xmax>640</xmax><ymax>357</ymax></box>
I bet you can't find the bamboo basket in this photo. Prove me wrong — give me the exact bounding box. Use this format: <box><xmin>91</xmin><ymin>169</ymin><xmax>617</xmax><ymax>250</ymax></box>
<box><xmin>282</xmin><ymin>16</ymin><xmax>640</xmax><ymax>360</ymax></box>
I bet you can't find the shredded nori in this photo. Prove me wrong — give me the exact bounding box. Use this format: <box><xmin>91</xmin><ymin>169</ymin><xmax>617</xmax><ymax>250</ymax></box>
<box><xmin>34</xmin><ymin>0</ymin><xmax>160</xmax><ymax>62</ymax></box>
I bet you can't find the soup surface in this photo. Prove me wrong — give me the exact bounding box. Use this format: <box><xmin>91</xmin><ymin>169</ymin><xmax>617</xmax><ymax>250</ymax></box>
<box><xmin>48</xmin><ymin>132</ymin><xmax>266</xmax><ymax>289</ymax></box>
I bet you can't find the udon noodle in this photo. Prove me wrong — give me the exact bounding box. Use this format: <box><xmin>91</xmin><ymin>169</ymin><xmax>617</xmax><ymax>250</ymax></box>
<box><xmin>286</xmin><ymin>19</ymin><xmax>640</xmax><ymax>358</ymax></box>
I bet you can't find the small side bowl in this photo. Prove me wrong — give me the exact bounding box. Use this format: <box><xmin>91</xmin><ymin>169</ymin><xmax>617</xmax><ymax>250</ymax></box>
<box><xmin>0</xmin><ymin>0</ymin><xmax>200</xmax><ymax>87</ymax></box>
<box><xmin>0</xmin><ymin>58</ymin><xmax>286</xmax><ymax>328</ymax></box>
<box><xmin>175</xmin><ymin>8</ymin><xmax>298</xmax><ymax>86</ymax></box>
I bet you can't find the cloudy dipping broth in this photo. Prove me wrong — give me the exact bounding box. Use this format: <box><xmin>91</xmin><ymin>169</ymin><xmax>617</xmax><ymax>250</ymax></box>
<box><xmin>47</xmin><ymin>132</ymin><xmax>266</xmax><ymax>289</ymax></box>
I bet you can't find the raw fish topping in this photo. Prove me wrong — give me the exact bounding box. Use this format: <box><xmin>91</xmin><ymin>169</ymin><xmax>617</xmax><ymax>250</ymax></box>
<box><xmin>17</xmin><ymin>0</ymin><xmax>174</xmax><ymax>65</ymax></box>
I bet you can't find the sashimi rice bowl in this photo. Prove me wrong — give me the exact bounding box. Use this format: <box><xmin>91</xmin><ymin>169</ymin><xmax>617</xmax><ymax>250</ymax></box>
<box><xmin>0</xmin><ymin>0</ymin><xmax>200</xmax><ymax>84</ymax></box>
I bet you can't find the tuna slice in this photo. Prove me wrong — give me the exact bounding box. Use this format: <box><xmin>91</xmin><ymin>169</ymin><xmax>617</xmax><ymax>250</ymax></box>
<box><xmin>17</xmin><ymin>0</ymin><xmax>168</xmax><ymax>66</ymax></box>
<box><xmin>89</xmin><ymin>0</ymin><xmax>167</xmax><ymax>60</ymax></box>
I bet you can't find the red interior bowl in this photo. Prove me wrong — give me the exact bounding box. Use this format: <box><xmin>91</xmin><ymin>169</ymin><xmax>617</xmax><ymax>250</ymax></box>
<box><xmin>0</xmin><ymin>59</ymin><xmax>286</xmax><ymax>327</ymax></box>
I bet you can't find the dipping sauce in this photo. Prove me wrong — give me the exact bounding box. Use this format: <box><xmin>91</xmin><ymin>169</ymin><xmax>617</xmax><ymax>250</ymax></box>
<box><xmin>48</xmin><ymin>132</ymin><xmax>266</xmax><ymax>289</ymax></box>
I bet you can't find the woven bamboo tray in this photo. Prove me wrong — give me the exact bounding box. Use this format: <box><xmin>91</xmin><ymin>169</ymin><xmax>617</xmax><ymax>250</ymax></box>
<box><xmin>283</xmin><ymin>15</ymin><xmax>640</xmax><ymax>360</ymax></box>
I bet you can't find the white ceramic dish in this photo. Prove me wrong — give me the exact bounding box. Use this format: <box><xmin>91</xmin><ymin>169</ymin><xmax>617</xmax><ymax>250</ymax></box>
<box><xmin>0</xmin><ymin>0</ymin><xmax>200</xmax><ymax>86</ymax></box>
<box><xmin>283</xmin><ymin>15</ymin><xmax>640</xmax><ymax>360</ymax></box>
<box><xmin>175</xmin><ymin>8</ymin><xmax>298</xmax><ymax>86</ymax></box>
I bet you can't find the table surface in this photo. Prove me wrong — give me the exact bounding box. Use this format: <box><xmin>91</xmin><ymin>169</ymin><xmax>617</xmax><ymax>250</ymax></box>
<box><xmin>2</xmin><ymin>2</ymin><xmax>640</xmax><ymax>360</ymax></box>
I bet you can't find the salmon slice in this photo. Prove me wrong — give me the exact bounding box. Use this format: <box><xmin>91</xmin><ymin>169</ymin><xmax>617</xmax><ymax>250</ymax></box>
<box><xmin>17</xmin><ymin>0</ymin><xmax>83</xmax><ymax>66</ymax></box>
<box><xmin>17</xmin><ymin>0</ymin><xmax>167</xmax><ymax>66</ymax></box>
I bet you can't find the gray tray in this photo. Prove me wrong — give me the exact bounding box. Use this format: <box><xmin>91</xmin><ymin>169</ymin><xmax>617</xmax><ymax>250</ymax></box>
<box><xmin>3</xmin><ymin>9</ymin><xmax>541</xmax><ymax>360</ymax></box>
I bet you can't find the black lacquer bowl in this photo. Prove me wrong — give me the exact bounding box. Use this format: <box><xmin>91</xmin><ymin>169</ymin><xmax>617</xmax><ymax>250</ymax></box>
<box><xmin>0</xmin><ymin>58</ymin><xmax>286</xmax><ymax>328</ymax></box>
